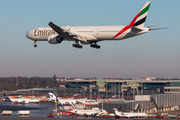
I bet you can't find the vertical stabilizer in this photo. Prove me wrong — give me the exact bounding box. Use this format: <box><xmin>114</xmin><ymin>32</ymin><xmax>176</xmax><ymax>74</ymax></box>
<box><xmin>48</xmin><ymin>92</ymin><xmax>56</xmax><ymax>101</ymax></box>
<box><xmin>133</xmin><ymin>1</ymin><xmax>151</xmax><ymax>27</ymax></box>
<box><xmin>113</xmin><ymin>1</ymin><xmax>151</xmax><ymax>39</ymax></box>
<box><xmin>3</xmin><ymin>93</ymin><xmax>11</xmax><ymax>102</ymax></box>
<box><xmin>71</xmin><ymin>102</ymin><xmax>78</xmax><ymax>110</ymax></box>
<box><xmin>56</xmin><ymin>98</ymin><xmax>64</xmax><ymax>107</ymax></box>
<box><xmin>113</xmin><ymin>108</ymin><xmax>122</xmax><ymax>116</ymax></box>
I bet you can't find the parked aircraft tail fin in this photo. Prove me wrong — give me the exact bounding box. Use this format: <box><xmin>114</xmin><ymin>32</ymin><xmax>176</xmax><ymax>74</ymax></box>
<box><xmin>113</xmin><ymin>108</ymin><xmax>123</xmax><ymax>116</ymax></box>
<box><xmin>71</xmin><ymin>102</ymin><xmax>78</xmax><ymax>110</ymax></box>
<box><xmin>48</xmin><ymin>92</ymin><xmax>56</xmax><ymax>101</ymax></box>
<box><xmin>56</xmin><ymin>98</ymin><xmax>64</xmax><ymax>107</ymax></box>
<box><xmin>3</xmin><ymin>93</ymin><xmax>11</xmax><ymax>102</ymax></box>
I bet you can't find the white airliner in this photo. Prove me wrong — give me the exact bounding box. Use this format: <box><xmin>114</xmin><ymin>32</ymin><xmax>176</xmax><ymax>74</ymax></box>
<box><xmin>70</xmin><ymin>102</ymin><xmax>107</xmax><ymax>117</ymax></box>
<box><xmin>48</xmin><ymin>92</ymin><xmax>77</xmax><ymax>105</ymax></box>
<box><xmin>113</xmin><ymin>108</ymin><xmax>148</xmax><ymax>118</ymax></box>
<box><xmin>26</xmin><ymin>1</ymin><xmax>152</xmax><ymax>49</ymax></box>
<box><xmin>78</xmin><ymin>99</ymin><xmax>99</xmax><ymax>105</ymax></box>
<box><xmin>3</xmin><ymin>93</ymin><xmax>39</xmax><ymax>104</ymax></box>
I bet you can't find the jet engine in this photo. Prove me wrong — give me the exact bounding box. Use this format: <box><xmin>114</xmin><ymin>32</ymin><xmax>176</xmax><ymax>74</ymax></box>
<box><xmin>48</xmin><ymin>34</ymin><xmax>63</xmax><ymax>44</ymax></box>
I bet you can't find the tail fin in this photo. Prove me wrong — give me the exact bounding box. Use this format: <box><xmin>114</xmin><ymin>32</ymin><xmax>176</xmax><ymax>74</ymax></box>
<box><xmin>48</xmin><ymin>92</ymin><xmax>56</xmax><ymax>101</ymax></box>
<box><xmin>113</xmin><ymin>1</ymin><xmax>151</xmax><ymax>39</ymax></box>
<box><xmin>113</xmin><ymin>108</ymin><xmax>123</xmax><ymax>116</ymax></box>
<box><xmin>113</xmin><ymin>108</ymin><xmax>118</xmax><ymax>116</ymax></box>
<box><xmin>56</xmin><ymin>98</ymin><xmax>64</xmax><ymax>107</ymax></box>
<box><xmin>3</xmin><ymin>93</ymin><xmax>11</xmax><ymax>102</ymax></box>
<box><xmin>132</xmin><ymin>1</ymin><xmax>151</xmax><ymax>27</ymax></box>
<box><xmin>71</xmin><ymin>102</ymin><xmax>77</xmax><ymax>110</ymax></box>
<box><xmin>113</xmin><ymin>108</ymin><xmax>118</xmax><ymax>113</ymax></box>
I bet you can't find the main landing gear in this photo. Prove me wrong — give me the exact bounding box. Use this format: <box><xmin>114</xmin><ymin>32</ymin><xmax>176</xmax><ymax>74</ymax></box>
<box><xmin>90</xmin><ymin>42</ymin><xmax>100</xmax><ymax>49</ymax></box>
<box><xmin>72</xmin><ymin>44</ymin><xmax>82</xmax><ymax>48</ymax></box>
<box><xmin>33</xmin><ymin>40</ymin><xmax>37</xmax><ymax>47</ymax></box>
<box><xmin>72</xmin><ymin>40</ymin><xmax>82</xmax><ymax>49</ymax></box>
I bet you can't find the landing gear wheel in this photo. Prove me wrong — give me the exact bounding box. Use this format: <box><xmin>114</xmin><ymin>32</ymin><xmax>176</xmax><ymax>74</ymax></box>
<box><xmin>96</xmin><ymin>45</ymin><xmax>100</xmax><ymax>49</ymax></box>
<box><xmin>90</xmin><ymin>43</ymin><xmax>101</xmax><ymax>49</ymax></box>
<box><xmin>72</xmin><ymin>44</ymin><xmax>82</xmax><ymax>49</ymax></box>
<box><xmin>78</xmin><ymin>45</ymin><xmax>82</xmax><ymax>48</ymax></box>
<box><xmin>33</xmin><ymin>40</ymin><xmax>37</xmax><ymax>48</ymax></box>
<box><xmin>34</xmin><ymin>44</ymin><xmax>37</xmax><ymax>47</ymax></box>
<box><xmin>72</xmin><ymin>39</ymin><xmax>82</xmax><ymax>49</ymax></box>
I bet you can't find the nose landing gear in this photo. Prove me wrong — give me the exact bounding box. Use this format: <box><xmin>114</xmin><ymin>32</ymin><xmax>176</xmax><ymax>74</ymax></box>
<box><xmin>33</xmin><ymin>41</ymin><xmax>37</xmax><ymax>47</ymax></box>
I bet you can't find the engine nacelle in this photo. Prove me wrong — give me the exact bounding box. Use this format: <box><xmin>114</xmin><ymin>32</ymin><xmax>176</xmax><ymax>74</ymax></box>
<box><xmin>48</xmin><ymin>34</ymin><xmax>63</xmax><ymax>44</ymax></box>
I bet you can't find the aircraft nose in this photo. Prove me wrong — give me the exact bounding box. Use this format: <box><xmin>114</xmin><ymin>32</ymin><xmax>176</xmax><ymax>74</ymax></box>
<box><xmin>26</xmin><ymin>30</ymin><xmax>33</xmax><ymax>39</ymax></box>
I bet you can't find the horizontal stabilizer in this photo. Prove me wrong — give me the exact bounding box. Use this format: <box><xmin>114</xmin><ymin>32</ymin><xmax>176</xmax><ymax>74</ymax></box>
<box><xmin>131</xmin><ymin>26</ymin><xmax>150</xmax><ymax>31</ymax></box>
<box><xmin>150</xmin><ymin>27</ymin><xmax>168</xmax><ymax>31</ymax></box>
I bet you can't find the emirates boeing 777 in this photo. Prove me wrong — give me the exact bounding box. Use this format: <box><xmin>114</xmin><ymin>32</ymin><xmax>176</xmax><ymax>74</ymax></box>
<box><xmin>26</xmin><ymin>1</ymin><xmax>151</xmax><ymax>49</ymax></box>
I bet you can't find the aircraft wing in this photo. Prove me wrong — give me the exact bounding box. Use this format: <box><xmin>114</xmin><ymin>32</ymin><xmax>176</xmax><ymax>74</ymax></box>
<box><xmin>48</xmin><ymin>22</ymin><xmax>76</xmax><ymax>39</ymax></box>
<box><xmin>48</xmin><ymin>22</ymin><xmax>97</xmax><ymax>43</ymax></box>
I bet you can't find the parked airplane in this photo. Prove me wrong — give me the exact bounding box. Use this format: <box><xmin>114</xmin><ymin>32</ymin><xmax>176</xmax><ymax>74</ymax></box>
<box><xmin>78</xmin><ymin>99</ymin><xmax>99</xmax><ymax>105</ymax></box>
<box><xmin>113</xmin><ymin>108</ymin><xmax>148</xmax><ymax>118</ymax></box>
<box><xmin>3</xmin><ymin>93</ymin><xmax>39</xmax><ymax>104</ymax></box>
<box><xmin>48</xmin><ymin>92</ymin><xmax>77</xmax><ymax>105</ymax></box>
<box><xmin>70</xmin><ymin>102</ymin><xmax>107</xmax><ymax>117</ymax></box>
<box><xmin>26</xmin><ymin>1</ymin><xmax>152</xmax><ymax>49</ymax></box>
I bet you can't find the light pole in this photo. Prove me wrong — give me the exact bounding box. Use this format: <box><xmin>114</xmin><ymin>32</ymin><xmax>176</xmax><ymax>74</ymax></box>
<box><xmin>122</xmin><ymin>81</ymin><xmax>124</xmax><ymax>99</ymax></box>
<box><xmin>119</xmin><ymin>82</ymin><xmax>120</xmax><ymax>100</ymax></box>
<box><xmin>98</xmin><ymin>85</ymin><xmax>100</xmax><ymax>100</ymax></box>
<box><xmin>115</xmin><ymin>82</ymin><xmax>116</xmax><ymax>99</ymax></box>
<box><xmin>106</xmin><ymin>85</ymin><xmax>108</xmax><ymax>99</ymax></box>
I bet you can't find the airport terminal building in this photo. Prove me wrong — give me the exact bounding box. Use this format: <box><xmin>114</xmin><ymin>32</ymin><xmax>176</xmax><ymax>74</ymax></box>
<box><xmin>3</xmin><ymin>78</ymin><xmax>180</xmax><ymax>113</ymax></box>
<box><xmin>9</xmin><ymin>78</ymin><xmax>180</xmax><ymax>98</ymax></box>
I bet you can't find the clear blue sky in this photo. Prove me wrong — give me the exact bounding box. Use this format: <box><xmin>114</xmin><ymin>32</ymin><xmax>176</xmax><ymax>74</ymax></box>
<box><xmin>0</xmin><ymin>0</ymin><xmax>180</xmax><ymax>78</ymax></box>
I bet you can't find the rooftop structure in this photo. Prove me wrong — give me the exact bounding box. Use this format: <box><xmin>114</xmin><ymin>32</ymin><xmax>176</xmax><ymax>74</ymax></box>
<box><xmin>3</xmin><ymin>78</ymin><xmax>180</xmax><ymax>99</ymax></box>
